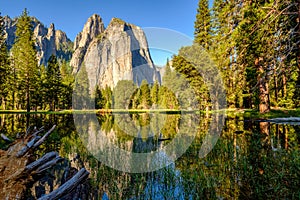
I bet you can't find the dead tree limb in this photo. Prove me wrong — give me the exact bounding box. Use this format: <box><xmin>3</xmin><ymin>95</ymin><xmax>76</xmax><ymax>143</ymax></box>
<box><xmin>38</xmin><ymin>168</ymin><xmax>90</xmax><ymax>200</ymax></box>
<box><xmin>1</xmin><ymin>133</ymin><xmax>11</xmax><ymax>142</ymax></box>
<box><xmin>0</xmin><ymin>125</ymin><xmax>90</xmax><ymax>200</ymax></box>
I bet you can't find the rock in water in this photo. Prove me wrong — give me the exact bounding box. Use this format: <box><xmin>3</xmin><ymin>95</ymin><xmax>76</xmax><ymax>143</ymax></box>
<box><xmin>71</xmin><ymin>16</ymin><xmax>161</xmax><ymax>92</ymax></box>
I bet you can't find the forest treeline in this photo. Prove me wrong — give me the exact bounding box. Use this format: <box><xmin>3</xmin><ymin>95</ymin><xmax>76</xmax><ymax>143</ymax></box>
<box><xmin>0</xmin><ymin>0</ymin><xmax>299</xmax><ymax>113</ymax></box>
<box><xmin>182</xmin><ymin>0</ymin><xmax>299</xmax><ymax>113</ymax></box>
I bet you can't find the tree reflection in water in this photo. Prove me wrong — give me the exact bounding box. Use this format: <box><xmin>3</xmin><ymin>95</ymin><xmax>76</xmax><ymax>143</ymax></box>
<box><xmin>0</xmin><ymin>113</ymin><xmax>300</xmax><ymax>199</ymax></box>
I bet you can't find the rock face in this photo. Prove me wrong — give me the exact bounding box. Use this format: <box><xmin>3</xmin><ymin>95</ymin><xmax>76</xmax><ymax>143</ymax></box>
<box><xmin>3</xmin><ymin>16</ymin><xmax>73</xmax><ymax>65</ymax></box>
<box><xmin>71</xmin><ymin>14</ymin><xmax>105</xmax><ymax>72</ymax></box>
<box><xmin>3</xmin><ymin>13</ymin><xmax>161</xmax><ymax>90</ymax></box>
<box><xmin>72</xmin><ymin>16</ymin><xmax>161</xmax><ymax>92</ymax></box>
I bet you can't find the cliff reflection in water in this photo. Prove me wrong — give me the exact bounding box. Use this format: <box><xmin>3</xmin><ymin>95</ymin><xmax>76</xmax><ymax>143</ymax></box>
<box><xmin>74</xmin><ymin>113</ymin><xmax>200</xmax><ymax>173</ymax></box>
<box><xmin>0</xmin><ymin>113</ymin><xmax>300</xmax><ymax>199</ymax></box>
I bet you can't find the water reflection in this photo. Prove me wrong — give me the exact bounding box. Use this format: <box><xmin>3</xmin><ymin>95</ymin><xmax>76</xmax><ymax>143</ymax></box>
<box><xmin>74</xmin><ymin>112</ymin><xmax>200</xmax><ymax>173</ymax></box>
<box><xmin>0</xmin><ymin>113</ymin><xmax>300</xmax><ymax>199</ymax></box>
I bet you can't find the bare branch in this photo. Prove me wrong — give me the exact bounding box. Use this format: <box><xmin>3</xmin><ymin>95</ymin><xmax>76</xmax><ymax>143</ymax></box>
<box><xmin>38</xmin><ymin>168</ymin><xmax>90</xmax><ymax>200</ymax></box>
<box><xmin>33</xmin><ymin>125</ymin><xmax>56</xmax><ymax>149</ymax></box>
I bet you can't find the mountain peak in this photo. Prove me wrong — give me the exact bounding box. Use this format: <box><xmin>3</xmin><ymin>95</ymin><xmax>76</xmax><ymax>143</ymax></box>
<box><xmin>3</xmin><ymin>15</ymin><xmax>72</xmax><ymax>65</ymax></box>
<box><xmin>70</xmin><ymin>14</ymin><xmax>105</xmax><ymax>71</ymax></box>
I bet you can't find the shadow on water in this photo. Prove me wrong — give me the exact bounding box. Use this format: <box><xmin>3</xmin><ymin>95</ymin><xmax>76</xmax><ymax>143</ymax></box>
<box><xmin>0</xmin><ymin>113</ymin><xmax>300</xmax><ymax>199</ymax></box>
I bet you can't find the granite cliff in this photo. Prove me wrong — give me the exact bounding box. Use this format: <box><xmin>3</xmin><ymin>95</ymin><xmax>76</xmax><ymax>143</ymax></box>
<box><xmin>3</xmin><ymin>16</ymin><xmax>73</xmax><ymax>65</ymax></box>
<box><xmin>71</xmin><ymin>15</ymin><xmax>161</xmax><ymax>91</ymax></box>
<box><xmin>3</xmin><ymin>14</ymin><xmax>161</xmax><ymax>91</ymax></box>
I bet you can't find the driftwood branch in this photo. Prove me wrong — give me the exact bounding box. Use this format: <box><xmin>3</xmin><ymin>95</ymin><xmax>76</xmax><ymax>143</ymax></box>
<box><xmin>38</xmin><ymin>168</ymin><xmax>90</xmax><ymax>200</ymax></box>
<box><xmin>33</xmin><ymin>125</ymin><xmax>56</xmax><ymax>148</ymax></box>
<box><xmin>35</xmin><ymin>156</ymin><xmax>64</xmax><ymax>174</ymax></box>
<box><xmin>25</xmin><ymin>152</ymin><xmax>58</xmax><ymax>174</ymax></box>
<box><xmin>0</xmin><ymin>125</ymin><xmax>90</xmax><ymax>199</ymax></box>
<box><xmin>1</xmin><ymin>133</ymin><xmax>11</xmax><ymax>142</ymax></box>
<box><xmin>16</xmin><ymin>125</ymin><xmax>56</xmax><ymax>158</ymax></box>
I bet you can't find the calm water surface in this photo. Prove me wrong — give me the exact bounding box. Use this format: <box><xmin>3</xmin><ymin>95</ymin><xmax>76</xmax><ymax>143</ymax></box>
<box><xmin>0</xmin><ymin>113</ymin><xmax>299</xmax><ymax>199</ymax></box>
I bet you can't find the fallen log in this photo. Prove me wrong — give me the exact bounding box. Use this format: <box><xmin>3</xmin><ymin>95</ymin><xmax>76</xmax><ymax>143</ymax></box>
<box><xmin>0</xmin><ymin>125</ymin><xmax>90</xmax><ymax>200</ymax></box>
<box><xmin>38</xmin><ymin>168</ymin><xmax>90</xmax><ymax>200</ymax></box>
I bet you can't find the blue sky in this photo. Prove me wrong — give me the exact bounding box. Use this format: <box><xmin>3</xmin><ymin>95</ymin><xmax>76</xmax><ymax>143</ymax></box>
<box><xmin>0</xmin><ymin>0</ymin><xmax>199</xmax><ymax>65</ymax></box>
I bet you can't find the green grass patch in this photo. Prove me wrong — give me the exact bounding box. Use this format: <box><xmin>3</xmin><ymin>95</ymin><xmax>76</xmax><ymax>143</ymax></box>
<box><xmin>226</xmin><ymin>108</ymin><xmax>300</xmax><ymax>119</ymax></box>
<box><xmin>0</xmin><ymin>110</ymin><xmax>74</xmax><ymax>114</ymax></box>
<box><xmin>1</xmin><ymin>108</ymin><xmax>300</xmax><ymax>118</ymax></box>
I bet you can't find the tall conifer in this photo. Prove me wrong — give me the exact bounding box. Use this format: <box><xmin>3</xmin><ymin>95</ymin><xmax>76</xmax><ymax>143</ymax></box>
<box><xmin>11</xmin><ymin>9</ymin><xmax>38</xmax><ymax>112</ymax></box>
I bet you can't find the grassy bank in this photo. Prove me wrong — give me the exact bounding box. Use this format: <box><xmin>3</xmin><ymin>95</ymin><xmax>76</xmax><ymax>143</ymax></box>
<box><xmin>226</xmin><ymin>108</ymin><xmax>300</xmax><ymax>119</ymax></box>
<box><xmin>1</xmin><ymin>108</ymin><xmax>300</xmax><ymax>118</ymax></box>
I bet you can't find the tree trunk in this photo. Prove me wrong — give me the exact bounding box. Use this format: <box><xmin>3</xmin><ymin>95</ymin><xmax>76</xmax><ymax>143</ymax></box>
<box><xmin>256</xmin><ymin>58</ymin><xmax>270</xmax><ymax>113</ymax></box>
<box><xmin>282</xmin><ymin>72</ymin><xmax>287</xmax><ymax>98</ymax></box>
<box><xmin>274</xmin><ymin>69</ymin><xmax>278</xmax><ymax>107</ymax></box>
<box><xmin>26</xmin><ymin>84</ymin><xmax>30</xmax><ymax>113</ymax></box>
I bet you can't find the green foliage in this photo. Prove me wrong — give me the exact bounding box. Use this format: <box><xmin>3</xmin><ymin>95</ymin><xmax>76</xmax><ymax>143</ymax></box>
<box><xmin>100</xmin><ymin>86</ymin><xmax>113</xmax><ymax>109</ymax></box>
<box><xmin>139</xmin><ymin>80</ymin><xmax>152</xmax><ymax>109</ymax></box>
<box><xmin>11</xmin><ymin>9</ymin><xmax>39</xmax><ymax>112</ymax></box>
<box><xmin>44</xmin><ymin>55</ymin><xmax>62</xmax><ymax>111</ymax></box>
<box><xmin>172</xmin><ymin>54</ymin><xmax>209</xmax><ymax>110</ymax></box>
<box><xmin>193</xmin><ymin>0</ymin><xmax>299</xmax><ymax>112</ymax></box>
<box><xmin>150</xmin><ymin>81</ymin><xmax>159</xmax><ymax>107</ymax></box>
<box><xmin>113</xmin><ymin>80</ymin><xmax>137</xmax><ymax>109</ymax></box>
<box><xmin>194</xmin><ymin>0</ymin><xmax>212</xmax><ymax>50</ymax></box>
<box><xmin>210</xmin><ymin>0</ymin><xmax>244</xmax><ymax>108</ymax></box>
<box><xmin>157</xmin><ymin>85</ymin><xmax>179</xmax><ymax>109</ymax></box>
<box><xmin>73</xmin><ymin>64</ymin><xmax>90</xmax><ymax>109</ymax></box>
<box><xmin>0</xmin><ymin>13</ymin><xmax>10</xmax><ymax>109</ymax></box>
<box><xmin>59</xmin><ymin>60</ymin><xmax>74</xmax><ymax>109</ymax></box>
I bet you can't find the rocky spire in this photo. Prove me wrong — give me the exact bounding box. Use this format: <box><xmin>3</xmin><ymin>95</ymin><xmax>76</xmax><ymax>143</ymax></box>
<box><xmin>73</xmin><ymin>16</ymin><xmax>160</xmax><ymax>93</ymax></box>
<box><xmin>35</xmin><ymin>22</ymin><xmax>56</xmax><ymax>65</ymax></box>
<box><xmin>3</xmin><ymin>16</ymin><xmax>72</xmax><ymax>65</ymax></box>
<box><xmin>70</xmin><ymin>14</ymin><xmax>105</xmax><ymax>71</ymax></box>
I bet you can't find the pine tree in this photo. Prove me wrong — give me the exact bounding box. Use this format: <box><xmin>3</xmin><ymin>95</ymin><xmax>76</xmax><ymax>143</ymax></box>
<box><xmin>45</xmin><ymin>55</ymin><xmax>62</xmax><ymax>111</ymax></box>
<box><xmin>172</xmin><ymin>53</ymin><xmax>209</xmax><ymax>110</ymax></box>
<box><xmin>101</xmin><ymin>86</ymin><xmax>113</xmax><ymax>109</ymax></box>
<box><xmin>113</xmin><ymin>80</ymin><xmax>137</xmax><ymax>109</ymax></box>
<box><xmin>194</xmin><ymin>0</ymin><xmax>212</xmax><ymax>50</ymax></box>
<box><xmin>211</xmin><ymin>0</ymin><xmax>244</xmax><ymax>108</ymax></box>
<box><xmin>236</xmin><ymin>0</ymin><xmax>275</xmax><ymax>113</ymax></box>
<box><xmin>139</xmin><ymin>80</ymin><xmax>152</xmax><ymax>109</ymax></box>
<box><xmin>0</xmin><ymin>13</ymin><xmax>10</xmax><ymax>109</ymax></box>
<box><xmin>276</xmin><ymin>0</ymin><xmax>300</xmax><ymax>108</ymax></box>
<box><xmin>11</xmin><ymin>9</ymin><xmax>38</xmax><ymax>112</ymax></box>
<box><xmin>60</xmin><ymin>60</ymin><xmax>74</xmax><ymax>109</ymax></box>
<box><xmin>73</xmin><ymin>64</ymin><xmax>90</xmax><ymax>109</ymax></box>
<box><xmin>150</xmin><ymin>81</ymin><xmax>159</xmax><ymax>108</ymax></box>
